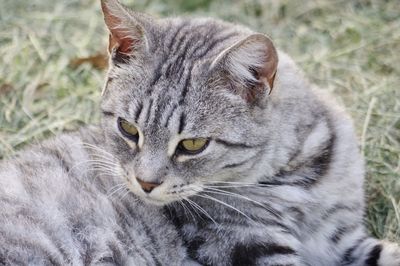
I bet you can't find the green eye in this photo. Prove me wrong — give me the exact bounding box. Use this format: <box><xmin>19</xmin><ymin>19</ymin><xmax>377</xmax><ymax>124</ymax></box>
<box><xmin>178</xmin><ymin>138</ymin><xmax>209</xmax><ymax>154</ymax></box>
<box><xmin>118</xmin><ymin>118</ymin><xmax>139</xmax><ymax>141</ymax></box>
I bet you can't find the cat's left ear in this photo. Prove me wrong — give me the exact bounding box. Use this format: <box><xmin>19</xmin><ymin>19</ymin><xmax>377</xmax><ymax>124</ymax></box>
<box><xmin>101</xmin><ymin>0</ymin><xmax>148</xmax><ymax>62</ymax></box>
<box><xmin>211</xmin><ymin>34</ymin><xmax>278</xmax><ymax>103</ymax></box>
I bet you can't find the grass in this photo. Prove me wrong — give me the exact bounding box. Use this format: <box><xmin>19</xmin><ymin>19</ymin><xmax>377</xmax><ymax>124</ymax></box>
<box><xmin>0</xmin><ymin>0</ymin><xmax>399</xmax><ymax>243</ymax></box>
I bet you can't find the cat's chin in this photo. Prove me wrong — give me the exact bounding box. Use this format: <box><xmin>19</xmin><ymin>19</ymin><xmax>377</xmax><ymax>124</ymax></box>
<box><xmin>138</xmin><ymin>195</ymin><xmax>174</xmax><ymax>206</ymax></box>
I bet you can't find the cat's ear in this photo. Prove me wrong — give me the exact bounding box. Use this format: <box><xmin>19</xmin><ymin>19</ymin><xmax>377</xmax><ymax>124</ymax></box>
<box><xmin>101</xmin><ymin>0</ymin><xmax>148</xmax><ymax>62</ymax></box>
<box><xmin>212</xmin><ymin>34</ymin><xmax>278</xmax><ymax>103</ymax></box>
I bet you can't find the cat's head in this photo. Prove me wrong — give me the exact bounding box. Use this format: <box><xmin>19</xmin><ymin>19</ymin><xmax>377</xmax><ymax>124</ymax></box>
<box><xmin>99</xmin><ymin>0</ymin><xmax>279</xmax><ymax>205</ymax></box>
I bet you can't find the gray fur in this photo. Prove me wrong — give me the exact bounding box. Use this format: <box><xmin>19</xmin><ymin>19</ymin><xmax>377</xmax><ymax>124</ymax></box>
<box><xmin>100</xmin><ymin>0</ymin><xmax>400</xmax><ymax>265</ymax></box>
<box><xmin>1</xmin><ymin>0</ymin><xmax>399</xmax><ymax>265</ymax></box>
<box><xmin>0</xmin><ymin>127</ymin><xmax>188</xmax><ymax>265</ymax></box>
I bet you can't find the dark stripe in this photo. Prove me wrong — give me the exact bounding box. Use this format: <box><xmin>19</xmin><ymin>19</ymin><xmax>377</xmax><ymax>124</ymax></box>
<box><xmin>330</xmin><ymin>225</ymin><xmax>356</xmax><ymax>244</ymax></box>
<box><xmin>167</xmin><ymin>23</ymin><xmax>186</xmax><ymax>51</ymax></box>
<box><xmin>258</xmin><ymin>179</ymin><xmax>285</xmax><ymax>186</ymax></box>
<box><xmin>178</xmin><ymin>63</ymin><xmax>194</xmax><ymax>104</ymax></box>
<box><xmin>287</xmin><ymin>207</ymin><xmax>305</xmax><ymax>223</ymax></box>
<box><xmin>196</xmin><ymin>32</ymin><xmax>237</xmax><ymax>59</ymax></box>
<box><xmin>144</xmin><ymin>99</ymin><xmax>153</xmax><ymax>123</ymax></box>
<box><xmin>311</xmin><ymin>132</ymin><xmax>336</xmax><ymax>177</ymax></box>
<box><xmin>187</xmin><ymin>26</ymin><xmax>218</xmax><ymax>58</ymax></box>
<box><xmin>365</xmin><ymin>244</ymin><xmax>382</xmax><ymax>266</ymax></box>
<box><xmin>186</xmin><ymin>236</ymin><xmax>206</xmax><ymax>260</ymax></box>
<box><xmin>101</xmin><ymin>110</ymin><xmax>115</xmax><ymax>117</ymax></box>
<box><xmin>123</xmin><ymin>202</ymin><xmax>162</xmax><ymax>264</ymax></box>
<box><xmin>341</xmin><ymin>236</ymin><xmax>368</xmax><ymax>265</ymax></box>
<box><xmin>114</xmin><ymin>200</ymin><xmax>161</xmax><ymax>265</ymax></box>
<box><xmin>163</xmin><ymin>205</ymin><xmax>184</xmax><ymax>229</ymax></box>
<box><xmin>163</xmin><ymin>104</ymin><xmax>178</xmax><ymax>128</ymax></box>
<box><xmin>322</xmin><ymin>204</ymin><xmax>357</xmax><ymax>220</ymax></box>
<box><xmin>222</xmin><ymin>160</ymin><xmax>250</xmax><ymax>169</ymax></box>
<box><xmin>171</xmin><ymin>29</ymin><xmax>191</xmax><ymax>55</ymax></box>
<box><xmin>46</xmin><ymin>148</ymin><xmax>71</xmax><ymax>173</ymax></box>
<box><xmin>215</xmin><ymin>139</ymin><xmax>256</xmax><ymax>149</ymax></box>
<box><xmin>167</xmin><ymin>40</ymin><xmax>191</xmax><ymax>79</ymax></box>
<box><xmin>257</xmin><ymin>218</ymin><xmax>291</xmax><ymax>232</ymax></box>
<box><xmin>270</xmin><ymin>130</ymin><xmax>336</xmax><ymax>189</ymax></box>
<box><xmin>178</xmin><ymin>112</ymin><xmax>186</xmax><ymax>134</ymax></box>
<box><xmin>107</xmin><ymin>242</ymin><xmax>123</xmax><ymax>265</ymax></box>
<box><xmin>164</xmin><ymin>63</ymin><xmax>173</xmax><ymax>79</ymax></box>
<box><xmin>231</xmin><ymin>243</ymin><xmax>296</xmax><ymax>266</ymax></box>
<box><xmin>134</xmin><ymin>102</ymin><xmax>143</xmax><ymax>122</ymax></box>
<box><xmin>103</xmin><ymin>77</ymin><xmax>114</xmax><ymax>93</ymax></box>
<box><xmin>222</xmin><ymin>151</ymin><xmax>264</xmax><ymax>169</ymax></box>
<box><xmin>175</xmin><ymin>55</ymin><xmax>188</xmax><ymax>82</ymax></box>
<box><xmin>3</xmin><ymin>236</ymin><xmax>64</xmax><ymax>265</ymax></box>
<box><xmin>150</xmin><ymin>60</ymin><xmax>163</xmax><ymax>86</ymax></box>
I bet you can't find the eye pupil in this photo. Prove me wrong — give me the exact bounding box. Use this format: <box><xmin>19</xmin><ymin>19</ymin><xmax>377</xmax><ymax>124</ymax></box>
<box><xmin>178</xmin><ymin>138</ymin><xmax>208</xmax><ymax>154</ymax></box>
<box><xmin>118</xmin><ymin>118</ymin><xmax>139</xmax><ymax>142</ymax></box>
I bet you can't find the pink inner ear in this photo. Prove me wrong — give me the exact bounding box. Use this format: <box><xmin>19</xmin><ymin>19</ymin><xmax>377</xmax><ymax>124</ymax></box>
<box><xmin>260</xmin><ymin>52</ymin><xmax>278</xmax><ymax>90</ymax></box>
<box><xmin>110</xmin><ymin>35</ymin><xmax>134</xmax><ymax>55</ymax></box>
<box><xmin>102</xmin><ymin>1</ymin><xmax>134</xmax><ymax>55</ymax></box>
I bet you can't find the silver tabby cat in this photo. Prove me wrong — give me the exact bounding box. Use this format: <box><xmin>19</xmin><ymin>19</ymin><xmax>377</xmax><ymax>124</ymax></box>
<box><xmin>0</xmin><ymin>127</ymin><xmax>189</xmax><ymax>265</ymax></box>
<box><xmin>99</xmin><ymin>0</ymin><xmax>400</xmax><ymax>265</ymax></box>
<box><xmin>1</xmin><ymin>0</ymin><xmax>399</xmax><ymax>265</ymax></box>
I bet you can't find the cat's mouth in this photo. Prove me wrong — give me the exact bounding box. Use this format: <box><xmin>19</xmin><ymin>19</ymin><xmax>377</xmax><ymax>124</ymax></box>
<box><xmin>125</xmin><ymin>175</ymin><xmax>202</xmax><ymax>206</ymax></box>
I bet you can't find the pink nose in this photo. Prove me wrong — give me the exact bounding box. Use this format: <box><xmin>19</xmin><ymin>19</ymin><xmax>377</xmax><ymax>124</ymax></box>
<box><xmin>136</xmin><ymin>177</ymin><xmax>162</xmax><ymax>193</ymax></box>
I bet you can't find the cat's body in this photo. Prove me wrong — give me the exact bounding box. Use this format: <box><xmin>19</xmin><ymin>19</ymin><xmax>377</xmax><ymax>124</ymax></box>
<box><xmin>0</xmin><ymin>127</ymin><xmax>187</xmax><ymax>265</ymax></box>
<box><xmin>98</xmin><ymin>1</ymin><xmax>400</xmax><ymax>265</ymax></box>
<box><xmin>1</xmin><ymin>0</ymin><xmax>399</xmax><ymax>265</ymax></box>
<box><xmin>165</xmin><ymin>56</ymin><xmax>394</xmax><ymax>265</ymax></box>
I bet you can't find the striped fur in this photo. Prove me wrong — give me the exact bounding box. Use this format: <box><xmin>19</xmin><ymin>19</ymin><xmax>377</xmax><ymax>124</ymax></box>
<box><xmin>99</xmin><ymin>1</ymin><xmax>400</xmax><ymax>265</ymax></box>
<box><xmin>1</xmin><ymin>0</ymin><xmax>399</xmax><ymax>265</ymax></box>
<box><xmin>0</xmin><ymin>127</ymin><xmax>189</xmax><ymax>265</ymax></box>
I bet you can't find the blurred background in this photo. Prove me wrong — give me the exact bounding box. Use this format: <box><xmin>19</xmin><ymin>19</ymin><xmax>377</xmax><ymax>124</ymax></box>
<box><xmin>0</xmin><ymin>0</ymin><xmax>399</xmax><ymax>243</ymax></box>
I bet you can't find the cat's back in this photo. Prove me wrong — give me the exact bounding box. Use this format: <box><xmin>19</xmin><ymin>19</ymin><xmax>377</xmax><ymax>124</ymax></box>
<box><xmin>0</xmin><ymin>127</ymin><xmax>185</xmax><ymax>265</ymax></box>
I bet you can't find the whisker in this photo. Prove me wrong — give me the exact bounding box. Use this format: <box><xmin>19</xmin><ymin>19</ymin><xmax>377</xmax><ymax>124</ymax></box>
<box><xmin>86</xmin><ymin>168</ymin><xmax>119</xmax><ymax>177</ymax></box>
<box><xmin>193</xmin><ymin>194</ymin><xmax>254</xmax><ymax>222</ymax></box>
<box><xmin>85</xmin><ymin>159</ymin><xmax>120</xmax><ymax>167</ymax></box>
<box><xmin>203</xmin><ymin>181</ymin><xmax>258</xmax><ymax>185</ymax></box>
<box><xmin>88</xmin><ymin>164</ymin><xmax>119</xmax><ymax>172</ymax></box>
<box><xmin>179</xmin><ymin>198</ymin><xmax>196</xmax><ymax>222</ymax></box>
<box><xmin>81</xmin><ymin>142</ymin><xmax>114</xmax><ymax>157</ymax></box>
<box><xmin>203</xmin><ymin>187</ymin><xmax>281</xmax><ymax>218</ymax></box>
<box><xmin>182</xmin><ymin>198</ymin><xmax>203</xmax><ymax>221</ymax></box>
<box><xmin>68</xmin><ymin>159</ymin><xmax>120</xmax><ymax>174</ymax></box>
<box><xmin>88</xmin><ymin>154</ymin><xmax>117</xmax><ymax>164</ymax></box>
<box><xmin>203</xmin><ymin>180</ymin><xmax>280</xmax><ymax>189</ymax></box>
<box><xmin>184</xmin><ymin>198</ymin><xmax>218</xmax><ymax>226</ymax></box>
<box><xmin>117</xmin><ymin>189</ymin><xmax>131</xmax><ymax>201</ymax></box>
<box><xmin>107</xmin><ymin>183</ymin><xmax>127</xmax><ymax>198</ymax></box>
<box><xmin>86</xmin><ymin>164</ymin><xmax>120</xmax><ymax>175</ymax></box>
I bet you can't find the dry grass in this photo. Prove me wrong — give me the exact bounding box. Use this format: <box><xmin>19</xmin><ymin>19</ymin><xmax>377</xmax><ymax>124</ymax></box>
<box><xmin>1</xmin><ymin>0</ymin><xmax>399</xmax><ymax>242</ymax></box>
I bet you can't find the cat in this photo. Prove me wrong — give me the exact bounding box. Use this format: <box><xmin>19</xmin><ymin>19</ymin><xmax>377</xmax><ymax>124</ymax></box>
<box><xmin>98</xmin><ymin>0</ymin><xmax>400</xmax><ymax>265</ymax></box>
<box><xmin>0</xmin><ymin>126</ymin><xmax>191</xmax><ymax>265</ymax></box>
<box><xmin>1</xmin><ymin>0</ymin><xmax>399</xmax><ymax>265</ymax></box>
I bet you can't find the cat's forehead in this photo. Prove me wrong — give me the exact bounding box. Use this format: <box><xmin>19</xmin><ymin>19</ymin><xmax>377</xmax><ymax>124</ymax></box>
<box><xmin>103</xmin><ymin>17</ymin><xmax>255</xmax><ymax>138</ymax></box>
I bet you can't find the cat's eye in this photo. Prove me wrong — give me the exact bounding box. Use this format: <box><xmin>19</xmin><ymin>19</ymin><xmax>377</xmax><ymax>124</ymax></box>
<box><xmin>178</xmin><ymin>138</ymin><xmax>209</xmax><ymax>155</ymax></box>
<box><xmin>118</xmin><ymin>118</ymin><xmax>139</xmax><ymax>142</ymax></box>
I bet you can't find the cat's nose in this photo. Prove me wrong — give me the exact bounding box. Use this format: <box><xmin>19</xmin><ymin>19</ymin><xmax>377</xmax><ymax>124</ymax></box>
<box><xmin>136</xmin><ymin>177</ymin><xmax>162</xmax><ymax>193</ymax></box>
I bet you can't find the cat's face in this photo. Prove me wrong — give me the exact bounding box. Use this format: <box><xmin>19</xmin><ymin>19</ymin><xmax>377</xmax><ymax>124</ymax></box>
<box><xmin>100</xmin><ymin>0</ymin><xmax>278</xmax><ymax>205</ymax></box>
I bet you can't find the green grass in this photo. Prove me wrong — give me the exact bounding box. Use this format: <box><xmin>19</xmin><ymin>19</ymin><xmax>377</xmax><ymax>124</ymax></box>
<box><xmin>1</xmin><ymin>0</ymin><xmax>399</xmax><ymax>243</ymax></box>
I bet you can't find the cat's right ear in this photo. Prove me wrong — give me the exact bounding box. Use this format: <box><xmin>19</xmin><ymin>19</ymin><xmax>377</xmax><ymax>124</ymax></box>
<box><xmin>101</xmin><ymin>0</ymin><xmax>148</xmax><ymax>63</ymax></box>
<box><xmin>211</xmin><ymin>34</ymin><xmax>278</xmax><ymax>104</ymax></box>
